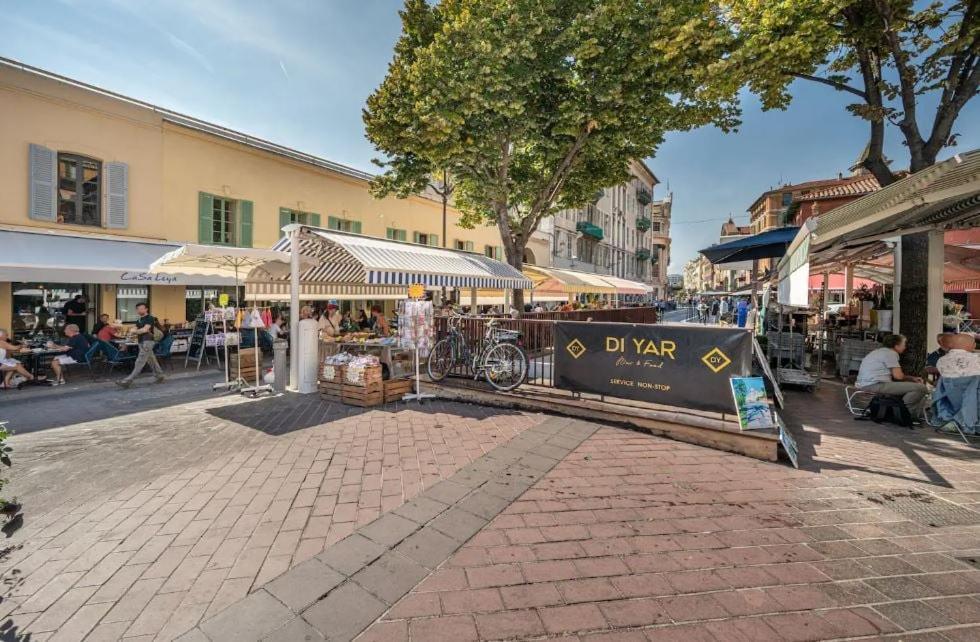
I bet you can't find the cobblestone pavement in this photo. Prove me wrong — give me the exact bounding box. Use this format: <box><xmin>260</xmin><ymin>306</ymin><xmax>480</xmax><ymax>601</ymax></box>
<box><xmin>357</xmin><ymin>388</ymin><xmax>980</xmax><ymax>642</ymax></box>
<box><xmin>0</xmin><ymin>390</ymin><xmax>545</xmax><ymax>641</ymax></box>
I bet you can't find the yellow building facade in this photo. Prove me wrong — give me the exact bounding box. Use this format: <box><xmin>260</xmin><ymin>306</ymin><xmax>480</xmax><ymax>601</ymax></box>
<box><xmin>0</xmin><ymin>59</ymin><xmax>503</xmax><ymax>334</ymax></box>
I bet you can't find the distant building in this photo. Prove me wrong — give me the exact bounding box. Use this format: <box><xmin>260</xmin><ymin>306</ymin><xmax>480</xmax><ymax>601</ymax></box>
<box><xmin>667</xmin><ymin>274</ymin><xmax>683</xmax><ymax>289</ymax></box>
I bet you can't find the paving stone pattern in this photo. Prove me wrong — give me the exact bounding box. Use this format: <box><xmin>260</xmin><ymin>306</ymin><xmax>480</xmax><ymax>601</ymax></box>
<box><xmin>179</xmin><ymin>416</ymin><xmax>597</xmax><ymax>641</ymax></box>
<box><xmin>0</xmin><ymin>392</ymin><xmax>545</xmax><ymax>641</ymax></box>
<box><xmin>360</xmin><ymin>392</ymin><xmax>980</xmax><ymax>641</ymax></box>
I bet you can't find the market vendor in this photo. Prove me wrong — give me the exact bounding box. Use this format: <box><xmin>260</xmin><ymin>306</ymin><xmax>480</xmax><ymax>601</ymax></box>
<box><xmin>319</xmin><ymin>304</ymin><xmax>343</xmax><ymax>339</ymax></box>
<box><xmin>370</xmin><ymin>305</ymin><xmax>391</xmax><ymax>336</ymax></box>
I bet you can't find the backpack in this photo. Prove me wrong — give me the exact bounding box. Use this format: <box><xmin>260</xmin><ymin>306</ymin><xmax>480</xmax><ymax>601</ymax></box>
<box><xmin>862</xmin><ymin>395</ymin><xmax>914</xmax><ymax>428</ymax></box>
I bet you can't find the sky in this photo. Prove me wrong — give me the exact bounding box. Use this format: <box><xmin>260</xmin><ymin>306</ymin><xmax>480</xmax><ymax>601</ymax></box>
<box><xmin>3</xmin><ymin>0</ymin><xmax>978</xmax><ymax>272</ymax></box>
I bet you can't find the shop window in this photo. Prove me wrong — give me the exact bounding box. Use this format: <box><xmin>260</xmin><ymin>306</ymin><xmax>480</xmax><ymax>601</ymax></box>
<box><xmin>11</xmin><ymin>283</ymin><xmax>95</xmax><ymax>337</ymax></box>
<box><xmin>279</xmin><ymin>208</ymin><xmax>320</xmax><ymax>237</ymax></box>
<box><xmin>57</xmin><ymin>153</ymin><xmax>102</xmax><ymax>226</ymax></box>
<box><xmin>329</xmin><ymin>216</ymin><xmax>362</xmax><ymax>233</ymax></box>
<box><xmin>198</xmin><ymin>193</ymin><xmax>253</xmax><ymax>247</ymax></box>
<box><xmin>116</xmin><ymin>286</ymin><xmax>149</xmax><ymax>323</ymax></box>
<box><xmin>386</xmin><ymin>228</ymin><xmax>407</xmax><ymax>242</ymax></box>
<box><xmin>185</xmin><ymin>286</ymin><xmax>239</xmax><ymax>321</ymax></box>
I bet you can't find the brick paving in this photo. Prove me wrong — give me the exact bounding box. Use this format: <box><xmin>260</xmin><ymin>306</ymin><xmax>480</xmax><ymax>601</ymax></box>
<box><xmin>360</xmin><ymin>386</ymin><xmax>980</xmax><ymax>641</ymax></box>
<box><xmin>0</xmin><ymin>391</ymin><xmax>545</xmax><ymax>641</ymax></box>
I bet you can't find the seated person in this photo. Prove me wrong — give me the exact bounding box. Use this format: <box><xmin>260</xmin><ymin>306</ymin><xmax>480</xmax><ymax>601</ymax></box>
<box><xmin>925</xmin><ymin>333</ymin><xmax>954</xmax><ymax>381</ymax></box>
<box><xmin>855</xmin><ymin>333</ymin><xmax>928</xmax><ymax>419</ymax></box>
<box><xmin>48</xmin><ymin>324</ymin><xmax>92</xmax><ymax>385</ymax></box>
<box><xmin>0</xmin><ymin>328</ymin><xmax>39</xmax><ymax>387</ymax></box>
<box><xmin>936</xmin><ymin>333</ymin><xmax>980</xmax><ymax>378</ymax></box>
<box><xmin>932</xmin><ymin>333</ymin><xmax>980</xmax><ymax>434</ymax></box>
<box><xmin>96</xmin><ymin>316</ymin><xmax>125</xmax><ymax>343</ymax></box>
<box><xmin>92</xmin><ymin>313</ymin><xmax>109</xmax><ymax>337</ymax></box>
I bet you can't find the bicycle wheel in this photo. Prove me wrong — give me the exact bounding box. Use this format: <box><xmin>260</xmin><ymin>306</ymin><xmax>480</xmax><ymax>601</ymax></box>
<box><xmin>426</xmin><ymin>338</ymin><xmax>456</xmax><ymax>381</ymax></box>
<box><xmin>483</xmin><ymin>343</ymin><xmax>528</xmax><ymax>392</ymax></box>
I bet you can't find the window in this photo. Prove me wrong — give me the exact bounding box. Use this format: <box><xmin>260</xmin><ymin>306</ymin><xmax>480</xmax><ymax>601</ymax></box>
<box><xmin>185</xmin><ymin>286</ymin><xmax>239</xmax><ymax>321</ymax></box>
<box><xmin>116</xmin><ymin>286</ymin><xmax>149</xmax><ymax>323</ymax></box>
<box><xmin>415</xmin><ymin>232</ymin><xmax>439</xmax><ymax>246</ymax></box>
<box><xmin>386</xmin><ymin>228</ymin><xmax>407</xmax><ymax>242</ymax></box>
<box><xmin>279</xmin><ymin>208</ymin><xmax>320</xmax><ymax>237</ymax></box>
<box><xmin>57</xmin><ymin>153</ymin><xmax>101</xmax><ymax>226</ymax></box>
<box><xmin>454</xmin><ymin>239</ymin><xmax>474</xmax><ymax>251</ymax></box>
<box><xmin>781</xmin><ymin>191</ymin><xmax>793</xmax><ymax>207</ymax></box>
<box><xmin>328</xmin><ymin>216</ymin><xmax>361</xmax><ymax>233</ymax></box>
<box><xmin>212</xmin><ymin>197</ymin><xmax>236</xmax><ymax>245</ymax></box>
<box><xmin>11</xmin><ymin>283</ymin><xmax>96</xmax><ymax>337</ymax></box>
<box><xmin>199</xmin><ymin>193</ymin><xmax>252</xmax><ymax>247</ymax></box>
<box><xmin>651</xmin><ymin>221</ymin><xmax>662</xmax><ymax>233</ymax></box>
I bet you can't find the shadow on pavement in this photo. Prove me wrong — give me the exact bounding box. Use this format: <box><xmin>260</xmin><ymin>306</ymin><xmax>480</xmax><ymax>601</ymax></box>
<box><xmin>207</xmin><ymin>392</ymin><xmax>524</xmax><ymax>436</ymax></box>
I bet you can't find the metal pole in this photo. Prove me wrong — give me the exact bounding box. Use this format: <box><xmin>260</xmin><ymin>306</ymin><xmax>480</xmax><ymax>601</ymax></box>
<box><xmin>288</xmin><ymin>227</ymin><xmax>301</xmax><ymax>391</ymax></box>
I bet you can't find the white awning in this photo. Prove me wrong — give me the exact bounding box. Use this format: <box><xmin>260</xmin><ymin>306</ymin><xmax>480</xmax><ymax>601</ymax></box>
<box><xmin>150</xmin><ymin>244</ymin><xmax>297</xmax><ymax>281</ymax></box>
<box><xmin>0</xmin><ymin>229</ymin><xmax>237</xmax><ymax>286</ymax></box>
<box><xmin>267</xmin><ymin>226</ymin><xmax>533</xmax><ymax>290</ymax></box>
<box><xmin>597</xmin><ymin>274</ymin><xmax>650</xmax><ymax>296</ymax></box>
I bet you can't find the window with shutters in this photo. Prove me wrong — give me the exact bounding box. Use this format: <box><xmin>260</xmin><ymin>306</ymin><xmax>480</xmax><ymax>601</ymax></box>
<box><xmin>453</xmin><ymin>239</ymin><xmax>474</xmax><ymax>251</ymax></box>
<box><xmin>386</xmin><ymin>227</ymin><xmax>407</xmax><ymax>242</ymax></box>
<box><xmin>57</xmin><ymin>153</ymin><xmax>101</xmax><ymax>226</ymax></box>
<box><xmin>414</xmin><ymin>232</ymin><xmax>438</xmax><ymax>246</ymax></box>
<box><xmin>212</xmin><ymin>197</ymin><xmax>236</xmax><ymax>245</ymax></box>
<box><xmin>279</xmin><ymin>208</ymin><xmax>320</xmax><ymax>237</ymax></box>
<box><xmin>328</xmin><ymin>217</ymin><xmax>360</xmax><ymax>233</ymax></box>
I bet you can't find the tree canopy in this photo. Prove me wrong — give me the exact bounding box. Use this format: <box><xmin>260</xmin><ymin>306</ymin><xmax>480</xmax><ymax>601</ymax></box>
<box><xmin>364</xmin><ymin>0</ymin><xmax>740</xmax><ymax>303</ymax></box>
<box><xmin>717</xmin><ymin>0</ymin><xmax>979</xmax><ymax>185</ymax></box>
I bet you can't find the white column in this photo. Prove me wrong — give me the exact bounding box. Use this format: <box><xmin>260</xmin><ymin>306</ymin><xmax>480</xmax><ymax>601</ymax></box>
<box><xmin>470</xmin><ymin>286</ymin><xmax>478</xmax><ymax>314</ymax></box>
<box><xmin>926</xmin><ymin>229</ymin><xmax>944</xmax><ymax>342</ymax></box>
<box><xmin>288</xmin><ymin>227</ymin><xmax>301</xmax><ymax>391</ymax></box>
<box><xmin>844</xmin><ymin>263</ymin><xmax>854</xmax><ymax>304</ymax></box>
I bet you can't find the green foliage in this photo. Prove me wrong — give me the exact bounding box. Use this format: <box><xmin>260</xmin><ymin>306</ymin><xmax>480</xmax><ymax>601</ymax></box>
<box><xmin>717</xmin><ymin>0</ymin><xmax>979</xmax><ymax>179</ymax></box>
<box><xmin>365</xmin><ymin>0</ymin><xmax>740</xmax><ymax>282</ymax></box>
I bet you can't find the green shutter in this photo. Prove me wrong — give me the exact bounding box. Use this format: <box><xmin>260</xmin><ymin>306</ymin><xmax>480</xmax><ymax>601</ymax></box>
<box><xmin>279</xmin><ymin>208</ymin><xmax>291</xmax><ymax>238</ymax></box>
<box><xmin>239</xmin><ymin>200</ymin><xmax>254</xmax><ymax>247</ymax></box>
<box><xmin>495</xmin><ymin>246</ymin><xmax>503</xmax><ymax>260</ymax></box>
<box><xmin>353</xmin><ymin>221</ymin><xmax>362</xmax><ymax>234</ymax></box>
<box><xmin>413</xmin><ymin>231</ymin><xmax>421</xmax><ymax>244</ymax></box>
<box><xmin>198</xmin><ymin>192</ymin><xmax>214</xmax><ymax>244</ymax></box>
<box><xmin>429</xmin><ymin>234</ymin><xmax>438</xmax><ymax>247</ymax></box>
<box><xmin>328</xmin><ymin>216</ymin><xmax>339</xmax><ymax>230</ymax></box>
<box><xmin>399</xmin><ymin>230</ymin><xmax>407</xmax><ymax>242</ymax></box>
<box><xmin>310</xmin><ymin>213</ymin><xmax>320</xmax><ymax>228</ymax></box>
<box><xmin>465</xmin><ymin>241</ymin><xmax>474</xmax><ymax>252</ymax></box>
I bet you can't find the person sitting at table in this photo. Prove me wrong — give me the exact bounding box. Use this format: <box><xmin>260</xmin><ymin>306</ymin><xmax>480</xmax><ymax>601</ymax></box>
<box><xmin>925</xmin><ymin>333</ymin><xmax>954</xmax><ymax>381</ymax></box>
<box><xmin>855</xmin><ymin>333</ymin><xmax>928</xmax><ymax>420</ymax></box>
<box><xmin>0</xmin><ymin>329</ymin><xmax>39</xmax><ymax>388</ymax></box>
<box><xmin>96</xmin><ymin>316</ymin><xmax>124</xmax><ymax>343</ymax></box>
<box><xmin>931</xmin><ymin>333</ymin><xmax>980</xmax><ymax>435</ymax></box>
<box><xmin>48</xmin><ymin>324</ymin><xmax>91</xmax><ymax>385</ymax></box>
<box><xmin>92</xmin><ymin>313</ymin><xmax>109</xmax><ymax>337</ymax></box>
<box><xmin>370</xmin><ymin>305</ymin><xmax>390</xmax><ymax>336</ymax></box>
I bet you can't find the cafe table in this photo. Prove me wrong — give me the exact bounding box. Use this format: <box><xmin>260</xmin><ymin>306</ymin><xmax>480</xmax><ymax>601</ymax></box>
<box><xmin>16</xmin><ymin>348</ymin><xmax>63</xmax><ymax>385</ymax></box>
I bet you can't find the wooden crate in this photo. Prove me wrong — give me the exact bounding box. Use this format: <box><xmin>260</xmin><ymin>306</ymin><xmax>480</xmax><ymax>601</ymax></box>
<box><xmin>342</xmin><ymin>382</ymin><xmax>384</xmax><ymax>407</ymax></box>
<box><xmin>320</xmin><ymin>364</ymin><xmax>346</xmax><ymax>384</ymax></box>
<box><xmin>231</xmin><ymin>351</ymin><xmax>258</xmax><ymax>380</ymax></box>
<box><xmin>383</xmin><ymin>378</ymin><xmax>413</xmax><ymax>402</ymax></box>
<box><xmin>344</xmin><ymin>364</ymin><xmax>383</xmax><ymax>387</ymax></box>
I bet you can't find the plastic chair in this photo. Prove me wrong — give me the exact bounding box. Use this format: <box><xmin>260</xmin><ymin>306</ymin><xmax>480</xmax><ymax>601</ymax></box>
<box><xmin>844</xmin><ymin>386</ymin><xmax>875</xmax><ymax>417</ymax></box>
<box><xmin>153</xmin><ymin>334</ymin><xmax>175</xmax><ymax>370</ymax></box>
<box><xmin>99</xmin><ymin>340</ymin><xmax>136</xmax><ymax>374</ymax></box>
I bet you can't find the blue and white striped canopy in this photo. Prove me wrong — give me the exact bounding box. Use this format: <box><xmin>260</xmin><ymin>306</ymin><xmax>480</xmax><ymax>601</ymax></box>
<box><xmin>266</xmin><ymin>227</ymin><xmax>532</xmax><ymax>290</ymax></box>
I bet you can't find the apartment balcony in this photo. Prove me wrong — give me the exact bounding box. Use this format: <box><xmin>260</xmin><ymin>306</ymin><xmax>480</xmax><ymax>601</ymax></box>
<box><xmin>576</xmin><ymin>221</ymin><xmax>604</xmax><ymax>241</ymax></box>
<box><xmin>636</xmin><ymin>187</ymin><xmax>652</xmax><ymax>206</ymax></box>
<box><xmin>636</xmin><ymin>216</ymin><xmax>651</xmax><ymax>232</ymax></box>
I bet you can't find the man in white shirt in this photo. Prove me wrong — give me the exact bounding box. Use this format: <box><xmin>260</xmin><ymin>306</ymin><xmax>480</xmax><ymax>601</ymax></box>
<box><xmin>936</xmin><ymin>333</ymin><xmax>980</xmax><ymax>378</ymax></box>
<box><xmin>856</xmin><ymin>333</ymin><xmax>928</xmax><ymax>417</ymax></box>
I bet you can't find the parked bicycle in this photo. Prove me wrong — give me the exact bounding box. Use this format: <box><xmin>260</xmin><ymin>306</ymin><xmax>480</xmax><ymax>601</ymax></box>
<box><xmin>427</xmin><ymin>313</ymin><xmax>528</xmax><ymax>392</ymax></box>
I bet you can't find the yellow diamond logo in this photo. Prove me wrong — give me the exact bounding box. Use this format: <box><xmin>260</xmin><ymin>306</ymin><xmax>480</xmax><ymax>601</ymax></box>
<box><xmin>565</xmin><ymin>339</ymin><xmax>587</xmax><ymax>359</ymax></box>
<box><xmin>701</xmin><ymin>347</ymin><xmax>731</xmax><ymax>373</ymax></box>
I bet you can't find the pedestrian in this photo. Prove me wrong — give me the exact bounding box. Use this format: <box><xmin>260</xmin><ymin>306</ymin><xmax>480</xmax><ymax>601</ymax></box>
<box><xmin>736</xmin><ymin>299</ymin><xmax>749</xmax><ymax>328</ymax></box>
<box><xmin>710</xmin><ymin>299</ymin><xmax>720</xmax><ymax>324</ymax></box>
<box><xmin>116</xmin><ymin>302</ymin><xmax>165</xmax><ymax>388</ymax></box>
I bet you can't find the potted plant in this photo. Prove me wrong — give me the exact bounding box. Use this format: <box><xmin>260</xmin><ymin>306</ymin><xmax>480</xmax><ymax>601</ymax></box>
<box><xmin>876</xmin><ymin>286</ymin><xmax>893</xmax><ymax>332</ymax></box>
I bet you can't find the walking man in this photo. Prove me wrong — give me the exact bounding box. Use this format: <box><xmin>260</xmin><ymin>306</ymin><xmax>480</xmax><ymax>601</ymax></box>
<box><xmin>116</xmin><ymin>302</ymin><xmax>165</xmax><ymax>388</ymax></box>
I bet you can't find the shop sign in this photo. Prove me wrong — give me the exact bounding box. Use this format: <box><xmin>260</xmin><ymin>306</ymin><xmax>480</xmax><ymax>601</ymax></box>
<box><xmin>119</xmin><ymin>271</ymin><xmax>179</xmax><ymax>284</ymax></box>
<box><xmin>554</xmin><ymin>321</ymin><xmax>752</xmax><ymax>414</ymax></box>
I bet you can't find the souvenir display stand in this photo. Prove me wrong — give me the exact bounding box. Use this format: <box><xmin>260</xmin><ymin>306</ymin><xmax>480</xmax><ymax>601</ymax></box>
<box><xmin>399</xmin><ymin>296</ymin><xmax>435</xmax><ymax>403</ymax></box>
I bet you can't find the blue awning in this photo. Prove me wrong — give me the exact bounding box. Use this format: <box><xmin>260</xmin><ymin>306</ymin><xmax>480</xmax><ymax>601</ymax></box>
<box><xmin>699</xmin><ymin>227</ymin><xmax>800</xmax><ymax>264</ymax></box>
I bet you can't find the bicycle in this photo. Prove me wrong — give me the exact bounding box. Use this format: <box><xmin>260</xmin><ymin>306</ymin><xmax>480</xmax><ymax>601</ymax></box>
<box><xmin>427</xmin><ymin>313</ymin><xmax>528</xmax><ymax>392</ymax></box>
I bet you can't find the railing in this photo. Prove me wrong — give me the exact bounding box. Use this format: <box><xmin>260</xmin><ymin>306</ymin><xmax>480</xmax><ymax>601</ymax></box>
<box><xmin>432</xmin><ymin>307</ymin><xmax>659</xmax><ymax>387</ymax></box>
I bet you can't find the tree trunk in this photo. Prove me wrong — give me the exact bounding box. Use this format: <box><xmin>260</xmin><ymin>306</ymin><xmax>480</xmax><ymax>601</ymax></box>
<box><xmin>899</xmin><ymin>232</ymin><xmax>930</xmax><ymax>376</ymax></box>
<box><xmin>507</xmin><ymin>236</ymin><xmax>526</xmax><ymax>313</ymax></box>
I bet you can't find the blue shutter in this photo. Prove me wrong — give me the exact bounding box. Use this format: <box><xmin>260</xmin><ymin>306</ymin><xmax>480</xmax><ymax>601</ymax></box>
<box><xmin>105</xmin><ymin>162</ymin><xmax>129</xmax><ymax>229</ymax></box>
<box><xmin>29</xmin><ymin>143</ymin><xmax>57</xmax><ymax>222</ymax></box>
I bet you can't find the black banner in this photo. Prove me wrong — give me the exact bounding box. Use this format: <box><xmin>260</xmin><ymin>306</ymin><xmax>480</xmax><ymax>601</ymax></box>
<box><xmin>554</xmin><ymin>321</ymin><xmax>752</xmax><ymax>414</ymax></box>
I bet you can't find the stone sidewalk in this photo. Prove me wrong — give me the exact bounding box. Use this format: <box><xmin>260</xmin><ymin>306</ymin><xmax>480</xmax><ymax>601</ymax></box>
<box><xmin>0</xmin><ymin>392</ymin><xmax>545</xmax><ymax>641</ymax></box>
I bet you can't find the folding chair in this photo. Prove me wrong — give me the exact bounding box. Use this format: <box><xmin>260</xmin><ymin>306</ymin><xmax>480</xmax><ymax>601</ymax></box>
<box><xmin>844</xmin><ymin>386</ymin><xmax>875</xmax><ymax>417</ymax></box>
